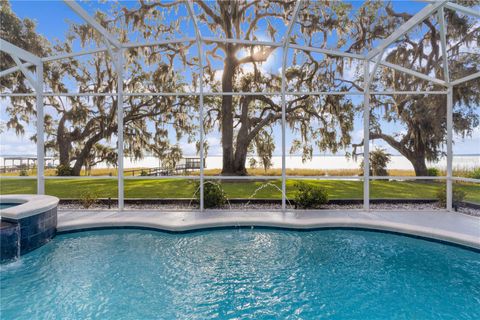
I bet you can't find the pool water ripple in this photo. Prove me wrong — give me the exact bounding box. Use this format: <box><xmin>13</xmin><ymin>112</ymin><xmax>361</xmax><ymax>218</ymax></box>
<box><xmin>1</xmin><ymin>229</ymin><xmax>479</xmax><ymax>319</ymax></box>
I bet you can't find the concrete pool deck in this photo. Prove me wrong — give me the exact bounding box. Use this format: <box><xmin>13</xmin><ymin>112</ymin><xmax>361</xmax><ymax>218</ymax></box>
<box><xmin>57</xmin><ymin>209</ymin><xmax>480</xmax><ymax>249</ymax></box>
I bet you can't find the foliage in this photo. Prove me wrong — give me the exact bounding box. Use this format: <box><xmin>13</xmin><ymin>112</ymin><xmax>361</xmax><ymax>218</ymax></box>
<box><xmin>452</xmin><ymin>166</ymin><xmax>480</xmax><ymax>179</ymax></box>
<box><xmin>56</xmin><ymin>164</ymin><xmax>74</xmax><ymax>176</ymax></box>
<box><xmin>294</xmin><ymin>182</ymin><xmax>329</xmax><ymax>209</ymax></box>
<box><xmin>2</xmin><ymin>0</ymin><xmax>479</xmax><ymax>178</ymax></box>
<box><xmin>118</xmin><ymin>0</ymin><xmax>372</xmax><ymax>175</ymax></box>
<box><xmin>19</xmin><ymin>170</ymin><xmax>28</xmax><ymax>176</ymax></box>
<box><xmin>466</xmin><ymin>168</ymin><xmax>480</xmax><ymax>180</ymax></box>
<box><xmin>140</xmin><ymin>170</ymin><xmax>149</xmax><ymax>176</ymax></box>
<box><xmin>427</xmin><ymin>167</ymin><xmax>440</xmax><ymax>177</ymax></box>
<box><xmin>250</xmin><ymin>129</ymin><xmax>275</xmax><ymax>173</ymax></box>
<box><xmin>162</xmin><ymin>145</ymin><xmax>183</xmax><ymax>170</ymax></box>
<box><xmin>360</xmin><ymin>148</ymin><xmax>391</xmax><ymax>176</ymax></box>
<box><xmin>83</xmin><ymin>144</ymin><xmax>117</xmax><ymax>176</ymax></box>
<box><xmin>437</xmin><ymin>185</ymin><xmax>466</xmax><ymax>207</ymax></box>
<box><xmin>353</xmin><ymin>1</ymin><xmax>480</xmax><ymax>176</ymax></box>
<box><xmin>79</xmin><ymin>190</ymin><xmax>98</xmax><ymax>209</ymax></box>
<box><xmin>0</xmin><ymin>2</ymin><xmax>51</xmax><ymax>88</ymax></box>
<box><xmin>195</xmin><ymin>181</ymin><xmax>227</xmax><ymax>209</ymax></box>
<box><xmin>117</xmin><ymin>0</ymin><xmax>479</xmax><ymax>176</ymax></box>
<box><xmin>2</xmin><ymin>4</ymin><xmax>196</xmax><ymax>176</ymax></box>
<box><xmin>248</xmin><ymin>158</ymin><xmax>258</xmax><ymax>169</ymax></box>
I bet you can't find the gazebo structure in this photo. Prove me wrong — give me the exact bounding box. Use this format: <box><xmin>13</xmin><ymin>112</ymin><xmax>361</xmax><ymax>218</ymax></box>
<box><xmin>0</xmin><ymin>0</ymin><xmax>478</xmax><ymax>211</ymax></box>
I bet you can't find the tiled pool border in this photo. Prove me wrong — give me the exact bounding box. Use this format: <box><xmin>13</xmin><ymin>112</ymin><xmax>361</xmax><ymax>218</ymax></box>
<box><xmin>1</xmin><ymin>195</ymin><xmax>59</xmax><ymax>262</ymax></box>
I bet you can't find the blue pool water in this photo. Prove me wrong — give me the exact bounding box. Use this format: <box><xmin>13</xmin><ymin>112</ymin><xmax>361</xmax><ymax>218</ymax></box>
<box><xmin>0</xmin><ymin>203</ymin><xmax>19</xmax><ymax>210</ymax></box>
<box><xmin>1</xmin><ymin>229</ymin><xmax>479</xmax><ymax>319</ymax></box>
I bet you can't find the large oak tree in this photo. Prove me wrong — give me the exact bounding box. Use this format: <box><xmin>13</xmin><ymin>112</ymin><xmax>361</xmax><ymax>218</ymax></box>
<box><xmin>356</xmin><ymin>2</ymin><xmax>480</xmax><ymax>176</ymax></box>
<box><xmin>1</xmin><ymin>2</ymin><xmax>197</xmax><ymax>175</ymax></box>
<box><xmin>120</xmin><ymin>0</ymin><xmax>387</xmax><ymax>175</ymax></box>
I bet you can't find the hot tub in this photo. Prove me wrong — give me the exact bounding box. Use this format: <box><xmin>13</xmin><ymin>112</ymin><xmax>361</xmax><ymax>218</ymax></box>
<box><xmin>0</xmin><ymin>194</ymin><xmax>59</xmax><ymax>262</ymax></box>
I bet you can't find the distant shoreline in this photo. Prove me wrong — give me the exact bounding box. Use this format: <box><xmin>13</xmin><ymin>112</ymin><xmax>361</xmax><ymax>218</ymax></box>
<box><xmin>1</xmin><ymin>154</ymin><xmax>479</xmax><ymax>158</ymax></box>
<box><xmin>1</xmin><ymin>155</ymin><xmax>478</xmax><ymax>171</ymax></box>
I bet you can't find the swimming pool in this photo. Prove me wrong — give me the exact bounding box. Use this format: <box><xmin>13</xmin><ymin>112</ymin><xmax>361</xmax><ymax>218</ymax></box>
<box><xmin>0</xmin><ymin>203</ymin><xmax>19</xmax><ymax>210</ymax></box>
<box><xmin>1</xmin><ymin>228</ymin><xmax>479</xmax><ymax>319</ymax></box>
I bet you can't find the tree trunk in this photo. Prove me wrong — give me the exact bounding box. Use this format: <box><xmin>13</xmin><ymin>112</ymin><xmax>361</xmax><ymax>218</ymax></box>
<box><xmin>233</xmin><ymin>137</ymin><xmax>249</xmax><ymax>175</ymax></box>
<box><xmin>410</xmin><ymin>156</ymin><xmax>429</xmax><ymax>176</ymax></box>
<box><xmin>57</xmin><ymin>119</ymin><xmax>71</xmax><ymax>167</ymax></box>
<box><xmin>231</xmin><ymin>96</ymin><xmax>252</xmax><ymax>175</ymax></box>
<box><xmin>220</xmin><ymin>50</ymin><xmax>236</xmax><ymax>175</ymax></box>
<box><xmin>370</xmin><ymin>132</ymin><xmax>429</xmax><ymax>177</ymax></box>
<box><xmin>72</xmin><ymin>136</ymin><xmax>101</xmax><ymax>176</ymax></box>
<box><xmin>72</xmin><ymin>152</ymin><xmax>88</xmax><ymax>176</ymax></box>
<box><xmin>58</xmin><ymin>138</ymin><xmax>71</xmax><ymax>167</ymax></box>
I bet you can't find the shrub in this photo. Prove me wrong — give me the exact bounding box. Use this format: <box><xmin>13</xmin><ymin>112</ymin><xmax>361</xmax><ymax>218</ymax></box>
<box><xmin>437</xmin><ymin>185</ymin><xmax>466</xmax><ymax>208</ymax></box>
<box><xmin>56</xmin><ymin>164</ymin><xmax>74</xmax><ymax>176</ymax></box>
<box><xmin>195</xmin><ymin>181</ymin><xmax>227</xmax><ymax>208</ymax></box>
<box><xmin>19</xmin><ymin>169</ymin><xmax>28</xmax><ymax>176</ymax></box>
<box><xmin>80</xmin><ymin>190</ymin><xmax>98</xmax><ymax>209</ymax></box>
<box><xmin>427</xmin><ymin>167</ymin><xmax>439</xmax><ymax>176</ymax></box>
<box><xmin>140</xmin><ymin>170</ymin><xmax>149</xmax><ymax>176</ymax></box>
<box><xmin>294</xmin><ymin>182</ymin><xmax>328</xmax><ymax>209</ymax></box>
<box><xmin>467</xmin><ymin>167</ymin><xmax>480</xmax><ymax>179</ymax></box>
<box><xmin>360</xmin><ymin>148</ymin><xmax>391</xmax><ymax>176</ymax></box>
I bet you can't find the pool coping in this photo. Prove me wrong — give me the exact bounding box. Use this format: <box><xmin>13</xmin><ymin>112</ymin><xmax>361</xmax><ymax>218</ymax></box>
<box><xmin>0</xmin><ymin>194</ymin><xmax>59</xmax><ymax>219</ymax></box>
<box><xmin>57</xmin><ymin>209</ymin><xmax>480</xmax><ymax>250</ymax></box>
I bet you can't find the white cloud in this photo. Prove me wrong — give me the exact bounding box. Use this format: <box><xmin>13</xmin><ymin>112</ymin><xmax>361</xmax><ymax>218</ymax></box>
<box><xmin>178</xmin><ymin>141</ymin><xmax>197</xmax><ymax>156</ymax></box>
<box><xmin>353</xmin><ymin>129</ymin><xmax>364</xmax><ymax>141</ymax></box>
<box><xmin>214</xmin><ymin>69</ymin><xmax>223</xmax><ymax>82</ymax></box>
<box><xmin>0</xmin><ymin>128</ymin><xmax>37</xmax><ymax>156</ymax></box>
<box><xmin>206</xmin><ymin>135</ymin><xmax>222</xmax><ymax>155</ymax></box>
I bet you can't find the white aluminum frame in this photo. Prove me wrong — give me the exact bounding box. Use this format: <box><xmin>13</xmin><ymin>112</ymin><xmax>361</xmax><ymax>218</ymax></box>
<box><xmin>280</xmin><ymin>0</ymin><xmax>303</xmax><ymax>210</ymax></box>
<box><xmin>363</xmin><ymin>63</ymin><xmax>371</xmax><ymax>211</ymax></box>
<box><xmin>186</xmin><ymin>0</ymin><xmax>205</xmax><ymax>211</ymax></box>
<box><xmin>115</xmin><ymin>49</ymin><xmax>125</xmax><ymax>209</ymax></box>
<box><xmin>1</xmin><ymin>0</ymin><xmax>479</xmax><ymax>212</ymax></box>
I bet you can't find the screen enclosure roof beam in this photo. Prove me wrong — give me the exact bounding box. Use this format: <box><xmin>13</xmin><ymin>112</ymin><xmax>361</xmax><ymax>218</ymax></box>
<box><xmin>366</xmin><ymin>0</ymin><xmax>448</xmax><ymax>60</ymax></box>
<box><xmin>63</xmin><ymin>0</ymin><xmax>121</xmax><ymax>49</ymax></box>
<box><xmin>0</xmin><ymin>39</ymin><xmax>41</xmax><ymax>65</ymax></box>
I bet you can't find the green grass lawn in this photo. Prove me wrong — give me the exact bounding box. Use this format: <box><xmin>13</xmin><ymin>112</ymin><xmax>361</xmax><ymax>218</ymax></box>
<box><xmin>1</xmin><ymin>178</ymin><xmax>479</xmax><ymax>203</ymax></box>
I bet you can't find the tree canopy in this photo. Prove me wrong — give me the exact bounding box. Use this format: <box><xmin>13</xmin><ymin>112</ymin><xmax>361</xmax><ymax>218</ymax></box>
<box><xmin>355</xmin><ymin>2</ymin><xmax>480</xmax><ymax>175</ymax></box>
<box><xmin>1</xmin><ymin>0</ymin><xmax>479</xmax><ymax>177</ymax></box>
<box><xmin>1</xmin><ymin>2</ymin><xmax>198</xmax><ymax>175</ymax></box>
<box><xmin>118</xmin><ymin>0</ymin><xmax>381</xmax><ymax>175</ymax></box>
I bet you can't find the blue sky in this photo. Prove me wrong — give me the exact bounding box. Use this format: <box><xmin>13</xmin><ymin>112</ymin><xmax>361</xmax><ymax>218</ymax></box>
<box><xmin>7</xmin><ymin>1</ymin><xmax>428</xmax><ymax>46</ymax></box>
<box><xmin>1</xmin><ymin>1</ymin><xmax>479</xmax><ymax>159</ymax></box>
